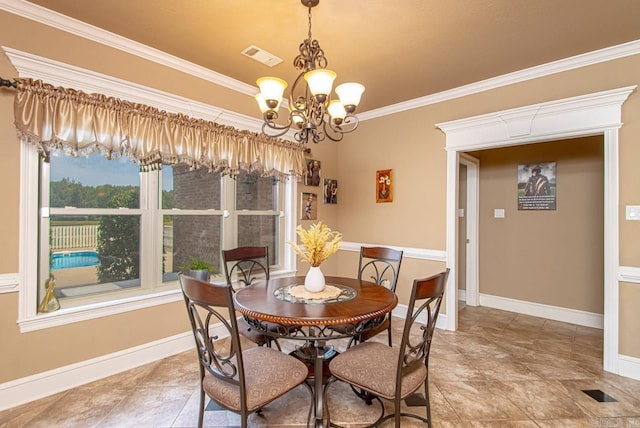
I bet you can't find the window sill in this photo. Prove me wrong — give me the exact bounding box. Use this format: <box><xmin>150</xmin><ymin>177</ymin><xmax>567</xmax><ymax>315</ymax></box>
<box><xmin>18</xmin><ymin>288</ymin><xmax>183</xmax><ymax>333</ymax></box>
<box><xmin>17</xmin><ymin>269</ymin><xmax>299</xmax><ymax>333</ymax></box>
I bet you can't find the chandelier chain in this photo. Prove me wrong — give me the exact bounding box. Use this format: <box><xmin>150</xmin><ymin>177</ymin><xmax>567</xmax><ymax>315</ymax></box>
<box><xmin>307</xmin><ymin>5</ymin><xmax>313</xmax><ymax>43</ymax></box>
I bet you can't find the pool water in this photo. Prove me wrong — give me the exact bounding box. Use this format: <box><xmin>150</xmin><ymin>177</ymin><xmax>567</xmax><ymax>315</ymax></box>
<box><xmin>51</xmin><ymin>251</ymin><xmax>100</xmax><ymax>270</ymax></box>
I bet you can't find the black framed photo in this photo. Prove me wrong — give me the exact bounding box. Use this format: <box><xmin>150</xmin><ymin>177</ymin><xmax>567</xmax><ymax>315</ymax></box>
<box><xmin>517</xmin><ymin>162</ymin><xmax>556</xmax><ymax>210</ymax></box>
<box><xmin>323</xmin><ymin>178</ymin><xmax>338</xmax><ymax>204</ymax></box>
<box><xmin>304</xmin><ymin>159</ymin><xmax>321</xmax><ymax>186</ymax></box>
<box><xmin>301</xmin><ymin>192</ymin><xmax>318</xmax><ymax>220</ymax></box>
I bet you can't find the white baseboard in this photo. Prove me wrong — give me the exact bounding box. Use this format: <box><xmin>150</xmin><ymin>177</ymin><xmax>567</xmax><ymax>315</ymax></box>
<box><xmin>0</xmin><ymin>301</ymin><xmax>630</xmax><ymax>413</ymax></box>
<box><xmin>393</xmin><ymin>304</ymin><xmax>448</xmax><ymax>331</ymax></box>
<box><xmin>619</xmin><ymin>354</ymin><xmax>640</xmax><ymax>381</ymax></box>
<box><xmin>0</xmin><ymin>331</ymin><xmax>194</xmax><ymax>412</ymax></box>
<box><xmin>479</xmin><ymin>293</ymin><xmax>604</xmax><ymax>329</ymax></box>
<box><xmin>397</xmin><ymin>299</ymin><xmax>640</xmax><ymax>380</ymax></box>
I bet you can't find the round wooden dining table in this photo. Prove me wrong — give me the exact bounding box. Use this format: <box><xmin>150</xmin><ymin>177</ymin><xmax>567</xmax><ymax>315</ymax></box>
<box><xmin>233</xmin><ymin>275</ymin><xmax>397</xmax><ymax>428</ymax></box>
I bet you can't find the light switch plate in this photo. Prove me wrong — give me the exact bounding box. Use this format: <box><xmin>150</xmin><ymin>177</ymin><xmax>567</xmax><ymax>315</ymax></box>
<box><xmin>494</xmin><ymin>209</ymin><xmax>505</xmax><ymax>218</ymax></box>
<box><xmin>626</xmin><ymin>205</ymin><xmax>640</xmax><ymax>220</ymax></box>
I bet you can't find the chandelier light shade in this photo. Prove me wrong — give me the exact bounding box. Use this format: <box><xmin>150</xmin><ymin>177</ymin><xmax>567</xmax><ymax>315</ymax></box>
<box><xmin>256</xmin><ymin>0</ymin><xmax>365</xmax><ymax>144</ymax></box>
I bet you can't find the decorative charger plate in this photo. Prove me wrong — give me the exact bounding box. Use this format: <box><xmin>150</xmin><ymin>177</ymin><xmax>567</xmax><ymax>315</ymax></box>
<box><xmin>274</xmin><ymin>283</ymin><xmax>357</xmax><ymax>304</ymax></box>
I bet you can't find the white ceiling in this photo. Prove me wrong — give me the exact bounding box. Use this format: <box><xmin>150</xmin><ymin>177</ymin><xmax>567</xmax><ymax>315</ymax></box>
<box><xmin>21</xmin><ymin>0</ymin><xmax>640</xmax><ymax>113</ymax></box>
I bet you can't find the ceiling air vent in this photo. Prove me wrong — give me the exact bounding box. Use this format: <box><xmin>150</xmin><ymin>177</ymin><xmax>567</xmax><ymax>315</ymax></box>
<box><xmin>241</xmin><ymin>45</ymin><xmax>283</xmax><ymax>67</ymax></box>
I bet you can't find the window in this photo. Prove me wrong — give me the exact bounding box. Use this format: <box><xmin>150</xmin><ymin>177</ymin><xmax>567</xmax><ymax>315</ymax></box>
<box><xmin>31</xmin><ymin>149</ymin><xmax>289</xmax><ymax>313</ymax></box>
<box><xmin>9</xmin><ymin>53</ymin><xmax>303</xmax><ymax>332</ymax></box>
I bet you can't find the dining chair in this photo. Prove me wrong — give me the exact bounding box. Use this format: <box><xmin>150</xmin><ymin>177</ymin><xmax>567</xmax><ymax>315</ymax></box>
<box><xmin>221</xmin><ymin>246</ymin><xmax>280</xmax><ymax>349</ymax></box>
<box><xmin>222</xmin><ymin>246</ymin><xmax>270</xmax><ymax>289</ymax></box>
<box><xmin>357</xmin><ymin>246</ymin><xmax>403</xmax><ymax>345</ymax></box>
<box><xmin>331</xmin><ymin>246</ymin><xmax>403</xmax><ymax>346</ymax></box>
<box><xmin>326</xmin><ymin>269</ymin><xmax>450</xmax><ymax>428</ymax></box>
<box><xmin>179</xmin><ymin>274</ymin><xmax>311</xmax><ymax>428</ymax></box>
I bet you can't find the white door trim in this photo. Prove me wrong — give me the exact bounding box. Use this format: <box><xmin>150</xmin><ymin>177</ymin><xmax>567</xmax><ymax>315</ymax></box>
<box><xmin>459</xmin><ymin>154</ymin><xmax>479</xmax><ymax>307</ymax></box>
<box><xmin>437</xmin><ymin>85</ymin><xmax>636</xmax><ymax>375</ymax></box>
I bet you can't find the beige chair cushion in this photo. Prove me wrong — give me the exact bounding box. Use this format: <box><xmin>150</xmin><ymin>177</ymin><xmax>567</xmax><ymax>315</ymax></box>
<box><xmin>203</xmin><ymin>346</ymin><xmax>308</xmax><ymax>412</ymax></box>
<box><xmin>329</xmin><ymin>341</ymin><xmax>426</xmax><ymax>400</ymax></box>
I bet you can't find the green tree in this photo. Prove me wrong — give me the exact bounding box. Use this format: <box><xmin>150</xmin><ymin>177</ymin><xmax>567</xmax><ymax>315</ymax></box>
<box><xmin>96</xmin><ymin>190</ymin><xmax>140</xmax><ymax>283</ymax></box>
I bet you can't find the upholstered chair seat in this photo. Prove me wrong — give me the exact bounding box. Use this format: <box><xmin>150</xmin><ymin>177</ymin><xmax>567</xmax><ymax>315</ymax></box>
<box><xmin>203</xmin><ymin>346</ymin><xmax>308</xmax><ymax>412</ymax></box>
<box><xmin>328</xmin><ymin>341</ymin><xmax>427</xmax><ymax>400</ymax></box>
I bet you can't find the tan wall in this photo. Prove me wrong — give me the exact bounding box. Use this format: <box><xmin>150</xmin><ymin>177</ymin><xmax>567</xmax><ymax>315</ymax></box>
<box><xmin>474</xmin><ymin>137</ymin><xmax>604</xmax><ymax>313</ymax></box>
<box><xmin>0</xmin><ymin>10</ymin><xmax>267</xmax><ymax>384</ymax></box>
<box><xmin>334</xmin><ymin>57</ymin><xmax>640</xmax><ymax>357</ymax></box>
<box><xmin>1</xmin><ymin>8</ymin><xmax>640</xmax><ymax>389</ymax></box>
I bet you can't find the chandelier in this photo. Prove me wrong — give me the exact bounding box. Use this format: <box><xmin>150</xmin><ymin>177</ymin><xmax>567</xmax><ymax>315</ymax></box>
<box><xmin>255</xmin><ymin>0</ymin><xmax>365</xmax><ymax>144</ymax></box>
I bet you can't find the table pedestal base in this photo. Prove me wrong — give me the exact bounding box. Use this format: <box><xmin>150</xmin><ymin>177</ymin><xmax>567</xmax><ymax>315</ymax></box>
<box><xmin>290</xmin><ymin>342</ymin><xmax>339</xmax><ymax>427</ymax></box>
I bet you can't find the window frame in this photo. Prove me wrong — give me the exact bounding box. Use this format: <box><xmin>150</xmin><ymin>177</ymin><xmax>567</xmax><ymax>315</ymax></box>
<box><xmin>14</xmin><ymin>66</ymin><xmax>299</xmax><ymax>333</ymax></box>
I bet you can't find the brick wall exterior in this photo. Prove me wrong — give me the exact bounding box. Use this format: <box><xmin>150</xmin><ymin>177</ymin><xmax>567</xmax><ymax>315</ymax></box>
<box><xmin>172</xmin><ymin>165</ymin><xmax>221</xmax><ymax>271</ymax></box>
<box><xmin>171</xmin><ymin>167</ymin><xmax>278</xmax><ymax>271</ymax></box>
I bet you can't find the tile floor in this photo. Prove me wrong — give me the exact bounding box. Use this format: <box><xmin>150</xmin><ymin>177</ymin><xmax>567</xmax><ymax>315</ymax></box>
<box><xmin>2</xmin><ymin>305</ymin><xmax>640</xmax><ymax>427</ymax></box>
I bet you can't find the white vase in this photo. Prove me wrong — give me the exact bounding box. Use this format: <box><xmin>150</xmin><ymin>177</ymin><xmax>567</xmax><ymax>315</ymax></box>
<box><xmin>304</xmin><ymin>266</ymin><xmax>326</xmax><ymax>293</ymax></box>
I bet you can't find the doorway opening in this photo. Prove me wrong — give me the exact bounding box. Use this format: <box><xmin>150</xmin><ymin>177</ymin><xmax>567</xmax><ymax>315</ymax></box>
<box><xmin>437</xmin><ymin>85</ymin><xmax>635</xmax><ymax>375</ymax></box>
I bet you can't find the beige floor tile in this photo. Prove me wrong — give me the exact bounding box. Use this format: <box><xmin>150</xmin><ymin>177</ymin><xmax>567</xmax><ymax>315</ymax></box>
<box><xmin>435</xmin><ymin>381</ymin><xmax>529</xmax><ymax>421</ymax></box>
<box><xmin>3</xmin><ymin>306</ymin><xmax>640</xmax><ymax>428</ymax></box>
<box><xmin>492</xmin><ymin>380</ymin><xmax>591</xmax><ymax>419</ymax></box>
<box><xmin>552</xmin><ymin>379</ymin><xmax>640</xmax><ymax>418</ymax></box>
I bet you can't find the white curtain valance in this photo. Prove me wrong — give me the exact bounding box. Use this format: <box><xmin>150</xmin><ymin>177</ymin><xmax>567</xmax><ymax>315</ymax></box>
<box><xmin>13</xmin><ymin>78</ymin><xmax>306</xmax><ymax>179</ymax></box>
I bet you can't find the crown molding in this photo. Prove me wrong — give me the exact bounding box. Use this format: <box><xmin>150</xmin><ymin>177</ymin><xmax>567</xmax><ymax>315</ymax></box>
<box><xmin>2</xmin><ymin>47</ymin><xmax>266</xmax><ymax>133</ymax></box>
<box><xmin>359</xmin><ymin>39</ymin><xmax>640</xmax><ymax>121</ymax></box>
<box><xmin>0</xmin><ymin>0</ymin><xmax>256</xmax><ymax>96</ymax></box>
<box><xmin>1</xmin><ymin>0</ymin><xmax>639</xmax><ymax>123</ymax></box>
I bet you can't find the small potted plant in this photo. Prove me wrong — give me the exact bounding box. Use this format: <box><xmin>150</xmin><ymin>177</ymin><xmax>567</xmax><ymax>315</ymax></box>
<box><xmin>180</xmin><ymin>256</ymin><xmax>216</xmax><ymax>282</ymax></box>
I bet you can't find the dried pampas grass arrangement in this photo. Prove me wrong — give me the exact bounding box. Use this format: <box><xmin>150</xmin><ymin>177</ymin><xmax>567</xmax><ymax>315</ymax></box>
<box><xmin>289</xmin><ymin>222</ymin><xmax>342</xmax><ymax>267</ymax></box>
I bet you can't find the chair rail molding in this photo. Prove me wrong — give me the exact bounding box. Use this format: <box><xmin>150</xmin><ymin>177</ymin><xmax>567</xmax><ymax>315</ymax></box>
<box><xmin>339</xmin><ymin>241</ymin><xmax>446</xmax><ymax>262</ymax></box>
<box><xmin>0</xmin><ymin>273</ymin><xmax>19</xmax><ymax>293</ymax></box>
<box><xmin>436</xmin><ymin>85</ymin><xmax>636</xmax><ymax>378</ymax></box>
<box><xmin>619</xmin><ymin>266</ymin><xmax>640</xmax><ymax>284</ymax></box>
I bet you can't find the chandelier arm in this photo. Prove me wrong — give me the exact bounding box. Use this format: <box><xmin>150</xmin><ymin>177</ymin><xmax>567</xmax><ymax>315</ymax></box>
<box><xmin>262</xmin><ymin>123</ymin><xmax>291</xmax><ymax>139</ymax></box>
<box><xmin>322</xmin><ymin>121</ymin><xmax>344</xmax><ymax>142</ymax></box>
<box><xmin>262</xmin><ymin>112</ymin><xmax>293</xmax><ymax>138</ymax></box>
<box><xmin>309</xmin><ymin>102</ymin><xmax>326</xmax><ymax>127</ymax></box>
<box><xmin>262</xmin><ymin>111</ymin><xmax>294</xmax><ymax>130</ymax></box>
<box><xmin>329</xmin><ymin>114</ymin><xmax>359</xmax><ymax>134</ymax></box>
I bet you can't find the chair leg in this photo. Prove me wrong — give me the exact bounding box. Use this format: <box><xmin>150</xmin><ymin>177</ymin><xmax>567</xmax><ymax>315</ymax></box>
<box><xmin>198</xmin><ymin>386</ymin><xmax>205</xmax><ymax>428</ymax></box>
<box><xmin>272</xmin><ymin>337</ymin><xmax>282</xmax><ymax>351</ymax></box>
<box><xmin>425</xmin><ymin>378</ymin><xmax>432</xmax><ymax>428</ymax></box>
<box><xmin>395</xmin><ymin>394</ymin><xmax>402</xmax><ymax>427</ymax></box>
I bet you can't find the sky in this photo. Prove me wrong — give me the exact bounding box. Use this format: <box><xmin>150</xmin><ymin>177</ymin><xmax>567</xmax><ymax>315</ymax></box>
<box><xmin>50</xmin><ymin>151</ymin><xmax>174</xmax><ymax>191</ymax></box>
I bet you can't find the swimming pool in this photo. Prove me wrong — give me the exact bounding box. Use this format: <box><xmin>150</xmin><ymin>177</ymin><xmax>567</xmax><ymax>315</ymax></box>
<box><xmin>51</xmin><ymin>250</ymin><xmax>100</xmax><ymax>270</ymax></box>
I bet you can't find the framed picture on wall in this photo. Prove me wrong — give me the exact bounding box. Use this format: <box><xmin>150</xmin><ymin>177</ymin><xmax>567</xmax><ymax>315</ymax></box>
<box><xmin>376</xmin><ymin>169</ymin><xmax>393</xmax><ymax>203</ymax></box>
<box><xmin>517</xmin><ymin>162</ymin><xmax>556</xmax><ymax>210</ymax></box>
<box><xmin>304</xmin><ymin>159</ymin><xmax>321</xmax><ymax>186</ymax></box>
<box><xmin>323</xmin><ymin>178</ymin><xmax>338</xmax><ymax>204</ymax></box>
<box><xmin>301</xmin><ymin>192</ymin><xmax>318</xmax><ymax>220</ymax></box>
